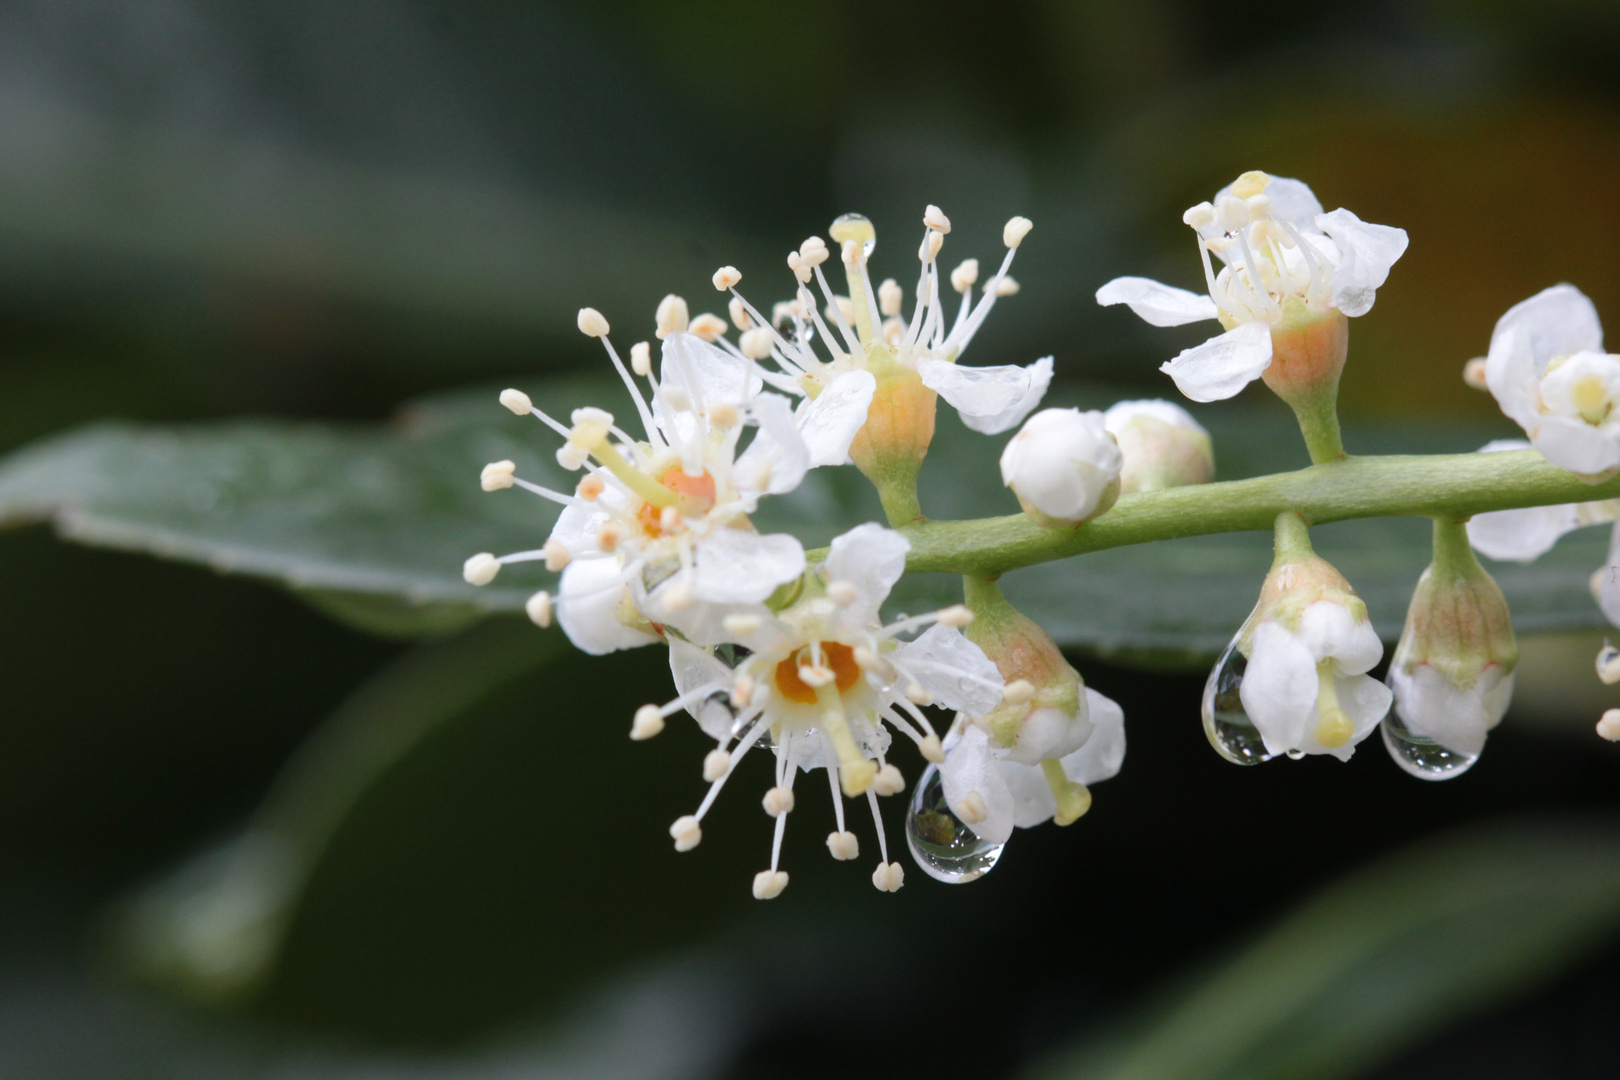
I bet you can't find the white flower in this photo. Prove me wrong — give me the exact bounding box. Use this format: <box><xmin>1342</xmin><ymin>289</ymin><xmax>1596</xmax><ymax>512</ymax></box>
<box><xmin>1466</xmin><ymin>439</ymin><xmax>1620</xmax><ymax>562</ymax></box>
<box><xmin>1240</xmin><ymin>600</ymin><xmax>1391</xmax><ymax>761</ymax></box>
<box><xmin>937</xmin><ymin>687</ymin><xmax>1125</xmax><ymax>845</ymax></box>
<box><xmin>466</xmin><ymin>305</ymin><xmax>863</xmax><ymax>653</ymax></box>
<box><xmin>1102</xmin><ymin>398</ymin><xmax>1215</xmax><ymax>493</ymax></box>
<box><xmin>631</xmin><ymin>523</ymin><xmax>1010</xmax><ymax>897</ymax></box>
<box><xmin>1481</xmin><ymin>284</ymin><xmax>1620</xmax><ymax>477</ymax></box>
<box><xmin>1095</xmin><ymin>171</ymin><xmax>1408</xmax><ymax>402</ymax></box>
<box><xmin>1388</xmin><ymin>665</ymin><xmax>1512</xmax><ymax>759</ymax></box>
<box><xmin>716</xmin><ymin>207</ymin><xmax>1050</xmax><ymax>437</ymax></box>
<box><xmin>999</xmin><ymin>408</ymin><xmax>1123</xmax><ymax>527</ymax></box>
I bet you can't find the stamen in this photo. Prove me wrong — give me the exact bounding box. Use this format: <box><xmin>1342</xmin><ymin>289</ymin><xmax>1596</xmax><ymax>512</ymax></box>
<box><xmin>1003</xmin><ymin>216</ymin><xmax>1033</xmax><ymax>248</ymax></box>
<box><xmin>524</xmin><ymin>590</ymin><xmax>553</xmax><ymax>628</ymax></box>
<box><xmin>727</xmin><ymin>296</ymin><xmax>752</xmax><ymax>331</ymax></box>
<box><xmin>577</xmin><ymin>308</ymin><xmax>611</xmax><ymax>338</ymax></box>
<box><xmin>463</xmin><ymin>553</ymin><xmax>500</xmax><ymax>586</ymax></box>
<box><xmin>827</xmin><ymin>830</ymin><xmax>859</xmax><ymax>860</ymax></box>
<box><xmin>816</xmin><ymin>684</ymin><xmax>878</xmax><ymax>796</ymax></box>
<box><xmin>655</xmin><ymin>294</ymin><xmax>690</xmax><ymax>339</ymax></box>
<box><xmin>670</xmin><ymin>814</ymin><xmax>702</xmax><ymax>852</ymax></box>
<box><xmin>481</xmin><ymin>460</ymin><xmax>516</xmax><ymax>491</ymax></box>
<box><xmin>499</xmin><ymin>388</ymin><xmax>533</xmax><ymax>415</ymax></box>
<box><xmin>631</xmin><ymin>704</ymin><xmax>665</xmax><ymax>740</ymax></box>
<box><xmin>871</xmin><ymin>763</ymin><xmax>904</xmax><ymax>796</ymax></box>
<box><xmin>689</xmin><ymin>313</ymin><xmax>727</xmax><ymax>342</ymax></box>
<box><xmin>866</xmin><ymin>788</ymin><xmax>891</xmax><ymax>866</ymax></box>
<box><xmin>1314</xmin><ymin>659</ymin><xmax>1356</xmax><ymax>748</ymax></box>
<box><xmin>1003</xmin><ymin>679</ymin><xmax>1034</xmax><ymax>705</ymax></box>
<box><xmin>630</xmin><ymin>342</ymin><xmax>652</xmax><ymax>377</ymax></box>
<box><xmin>704</xmin><ymin>748</ymin><xmax>731</xmax><ymax>782</ymax></box>
<box><xmin>543</xmin><ymin>539</ymin><xmax>571</xmax><ymax>572</ymax></box>
<box><xmin>762</xmin><ymin>785</ymin><xmax>795</xmax><ymax>817</ymax></box>
<box><xmin>957</xmin><ymin>791</ymin><xmax>988</xmax><ymax>825</ymax></box>
<box><xmin>695</xmin><ymin>712</ymin><xmax>769</xmax><ymax>820</ymax></box>
<box><xmin>1040</xmin><ymin>758</ymin><xmax>1091</xmax><ymax>825</ymax></box>
<box><xmin>752</xmin><ymin>869</ymin><xmax>789</xmax><ymax>899</ymax></box>
<box><xmin>712</xmin><ymin>266</ymin><xmax>742</xmax><ymax>291</ymax></box>
<box><xmin>878</xmin><ymin>278</ymin><xmax>903</xmax><ymax>317</ymax></box>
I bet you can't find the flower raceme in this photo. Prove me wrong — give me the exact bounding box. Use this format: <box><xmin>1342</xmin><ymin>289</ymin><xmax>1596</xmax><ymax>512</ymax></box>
<box><xmin>633</xmin><ymin>524</ymin><xmax>1010</xmax><ymax>897</ymax></box>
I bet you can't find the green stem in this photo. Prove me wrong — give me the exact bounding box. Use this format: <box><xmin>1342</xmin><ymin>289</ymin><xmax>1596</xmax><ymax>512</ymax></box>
<box><xmin>804</xmin><ymin>449</ymin><xmax>1620</xmax><ymax>576</ymax></box>
<box><xmin>1428</xmin><ymin>516</ymin><xmax>1482</xmax><ymax>584</ymax></box>
<box><xmin>872</xmin><ymin>467</ymin><xmax>924</xmax><ymax>528</ymax></box>
<box><xmin>1292</xmin><ymin>391</ymin><xmax>1345</xmax><ymax>465</ymax></box>
<box><xmin>1272</xmin><ymin>510</ymin><xmax>1315</xmax><ymax>564</ymax></box>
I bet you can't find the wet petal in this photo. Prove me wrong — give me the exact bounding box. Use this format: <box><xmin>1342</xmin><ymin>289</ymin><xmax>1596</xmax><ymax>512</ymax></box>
<box><xmin>659</xmin><ymin>332</ymin><xmax>762</xmax><ymax>408</ymax></box>
<box><xmin>1240</xmin><ymin>621</ymin><xmax>1317</xmax><ymax>756</ymax></box>
<box><xmin>557</xmin><ymin>557</ymin><xmax>657</xmax><ymax>656</ymax></box>
<box><xmin>1159</xmin><ymin>321</ymin><xmax>1273</xmax><ymax>402</ymax></box>
<box><xmin>1316</xmin><ymin>208</ymin><xmax>1409</xmax><ymax>317</ymax></box>
<box><xmin>824</xmin><ymin>523</ymin><xmax>909</xmax><ymax>625</ymax></box>
<box><xmin>1532</xmin><ymin>415</ymin><xmax>1620</xmax><ymax>476</ymax></box>
<box><xmin>939</xmin><ymin>725</ymin><xmax>1015</xmax><ymax>846</ymax></box>
<box><xmin>1095</xmin><ymin>276</ymin><xmax>1219</xmax><ymax>327</ymax></box>
<box><xmin>890</xmin><ymin>624</ymin><xmax>1004</xmax><ymax>717</ymax></box>
<box><xmin>690</xmin><ymin>529</ymin><xmax>806</xmax><ymax>604</ymax></box>
<box><xmin>959</xmin><ymin>356</ymin><xmax>1054</xmax><ymax>435</ymax></box>
<box><xmin>1061</xmin><ymin>687</ymin><xmax>1126</xmax><ymax>785</ymax></box>
<box><xmin>735</xmin><ymin>392</ymin><xmax>809</xmax><ymax>496</ymax></box>
<box><xmin>796</xmin><ymin>369</ymin><xmax>875</xmax><ymax>467</ymax></box>
<box><xmin>917</xmin><ymin>358</ymin><xmax>1033</xmax><ymax>418</ymax></box>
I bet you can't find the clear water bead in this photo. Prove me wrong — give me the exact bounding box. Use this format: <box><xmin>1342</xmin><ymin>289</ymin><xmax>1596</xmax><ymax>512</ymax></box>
<box><xmin>1381</xmin><ymin>710</ymin><xmax>1478</xmax><ymax>780</ymax></box>
<box><xmin>904</xmin><ymin>764</ymin><xmax>1004</xmax><ymax>884</ymax></box>
<box><xmin>1201</xmin><ymin>642</ymin><xmax>1274</xmax><ymax>765</ymax></box>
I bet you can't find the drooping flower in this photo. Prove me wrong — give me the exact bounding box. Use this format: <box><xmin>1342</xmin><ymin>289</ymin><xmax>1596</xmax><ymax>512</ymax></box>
<box><xmin>1465</xmin><ymin>439</ymin><xmax>1620</xmax><ymax>563</ymax></box>
<box><xmin>999</xmin><ymin>408</ymin><xmax>1122</xmax><ymax>528</ymax></box>
<box><xmin>1102</xmin><ymin>398</ymin><xmax>1215</xmax><ymax>493</ymax></box>
<box><xmin>1386</xmin><ymin>519</ymin><xmax>1517</xmax><ymax>771</ymax></box>
<box><xmin>1095</xmin><ymin>171</ymin><xmax>1407</xmax><ymax>411</ymax></box>
<box><xmin>1480</xmin><ymin>284</ymin><xmax>1620</xmax><ymax>478</ymax></box>
<box><xmin>1209</xmin><ymin>511</ymin><xmax>1391</xmax><ymax>761</ymax></box>
<box><xmin>464</xmin><ymin>303</ymin><xmax>870</xmax><ymax>652</ymax></box>
<box><xmin>713</xmin><ymin>207</ymin><xmax>1051</xmax><ymax>520</ymax></box>
<box><xmin>631</xmin><ymin>523</ymin><xmax>1009</xmax><ymax>898</ymax></box>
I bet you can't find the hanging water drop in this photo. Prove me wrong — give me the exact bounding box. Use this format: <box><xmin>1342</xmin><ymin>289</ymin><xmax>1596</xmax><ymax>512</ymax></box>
<box><xmin>904</xmin><ymin>764</ymin><xmax>1003</xmax><ymax>884</ymax></box>
<box><xmin>829</xmin><ymin>212</ymin><xmax>877</xmax><ymax>257</ymax></box>
<box><xmin>1201</xmin><ymin>642</ymin><xmax>1274</xmax><ymax>765</ymax></box>
<box><xmin>1381</xmin><ymin>710</ymin><xmax>1478</xmax><ymax>780</ymax></box>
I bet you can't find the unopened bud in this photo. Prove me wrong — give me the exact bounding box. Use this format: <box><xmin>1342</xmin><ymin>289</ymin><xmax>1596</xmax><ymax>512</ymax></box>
<box><xmin>1001</xmin><ymin>408</ymin><xmax>1123</xmax><ymax>528</ymax></box>
<box><xmin>1103</xmin><ymin>399</ymin><xmax>1215</xmax><ymax>494</ymax></box>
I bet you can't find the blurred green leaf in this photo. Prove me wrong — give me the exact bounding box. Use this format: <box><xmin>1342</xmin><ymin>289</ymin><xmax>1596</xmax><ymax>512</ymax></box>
<box><xmin>1030</xmin><ymin>817</ymin><xmax>1620</xmax><ymax>1080</ymax></box>
<box><xmin>0</xmin><ymin>373</ymin><xmax>1604</xmax><ymax>660</ymax></box>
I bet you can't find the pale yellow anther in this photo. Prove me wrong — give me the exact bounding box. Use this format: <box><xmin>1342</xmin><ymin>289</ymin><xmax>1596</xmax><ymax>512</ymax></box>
<box><xmin>752</xmin><ymin>870</ymin><xmax>789</xmax><ymax>900</ymax></box>
<box><xmin>542</xmin><ymin>539</ymin><xmax>571</xmax><ymax>572</ymax></box>
<box><xmin>708</xmin><ymin>401</ymin><xmax>740</xmax><ymax>429</ymax></box>
<box><xmin>1230</xmin><ymin>170</ymin><xmax>1272</xmax><ymax>199</ymax></box>
<box><xmin>763</xmin><ymin>785</ymin><xmax>796</xmax><ymax>817</ymax></box>
<box><xmin>733</xmin><ymin>673</ymin><xmax>755</xmax><ymax>707</ymax></box>
<box><xmin>827</xmin><ymin>581</ymin><xmax>858</xmax><ymax>607</ymax></box>
<box><xmin>660</xmin><ymin>581</ymin><xmax>694</xmax><ymax>611</ymax></box>
<box><xmin>631</xmin><ymin>704</ymin><xmax>665</xmax><ymax>741</ymax></box>
<box><xmin>597</xmin><ymin>522</ymin><xmax>623</xmax><ymax>553</ymax></box>
<box><xmin>576</xmin><ymin>474</ymin><xmax>605</xmax><ymax>501</ymax></box>
<box><xmin>661</xmin><ymin>385</ymin><xmax>691</xmax><ymax>412</ymax></box>
<box><xmin>524</xmin><ymin>589</ymin><xmax>553</xmax><ymax>629</ymax></box>
<box><xmin>499</xmin><ymin>388</ymin><xmax>533</xmax><ymax>415</ymax></box>
<box><xmin>918</xmin><ymin>732</ymin><xmax>944</xmax><ymax>763</ymax></box>
<box><xmin>1598</xmin><ymin>709</ymin><xmax>1620</xmax><ymax>741</ymax></box>
<box><xmin>787</xmin><ymin>250</ymin><xmax>812</xmax><ymax>284</ymax></box>
<box><xmin>1182</xmin><ymin>202</ymin><xmax>1216</xmax><ymax>229</ymax></box>
<box><xmin>670</xmin><ymin>815</ymin><xmax>702</xmax><ymax>852</ymax></box>
<box><xmin>923</xmin><ymin>204</ymin><xmax>951</xmax><ymax>234</ymax></box>
<box><xmin>1002</xmin><ymin>679</ymin><xmax>1035</xmax><ymax>705</ymax></box>
<box><xmin>826</xmin><ymin>831</ymin><xmax>859</xmax><ymax>861</ymax></box>
<box><xmin>872</xmin><ymin>763</ymin><xmax>904</xmax><ymax>796</ymax></box>
<box><xmin>655</xmin><ymin>294</ymin><xmax>690</xmax><ymax>339</ymax></box>
<box><xmin>905</xmin><ymin>683</ymin><xmax>933</xmax><ymax>705</ymax></box>
<box><xmin>950</xmin><ymin>258</ymin><xmax>980</xmax><ymax>294</ymax></box>
<box><xmin>1572</xmin><ymin>374</ymin><xmax>1611</xmax><ymax>425</ymax></box>
<box><xmin>556</xmin><ymin>443</ymin><xmax>590</xmax><ymax>471</ymax></box>
<box><xmin>740</xmin><ymin>327</ymin><xmax>775</xmax><ymax>360</ymax></box>
<box><xmin>936</xmin><ymin>604</ymin><xmax>973</xmax><ymax>628</ymax></box>
<box><xmin>1463</xmin><ymin>358</ymin><xmax>1489</xmax><ymax>390</ymax></box>
<box><xmin>841</xmin><ymin>238</ymin><xmax>863</xmax><ymax>268</ymax></box>
<box><xmin>723</xmin><ymin>613</ymin><xmax>763</xmax><ymax>637</ymax></box>
<box><xmin>577</xmin><ymin>307</ymin><xmax>610</xmax><ymax>338</ymax></box>
<box><xmin>659</xmin><ymin>506</ymin><xmax>682</xmax><ymax>532</ymax></box>
<box><xmin>630</xmin><ymin>341</ymin><xmax>652</xmax><ymax>377</ymax></box>
<box><xmin>712</xmin><ymin>265</ymin><xmax>742</xmax><ymax>291</ymax></box>
<box><xmin>840</xmin><ymin>759</ymin><xmax>878</xmax><ymax>798</ymax></box>
<box><xmin>570</xmin><ymin>405</ymin><xmax>614</xmax><ymax>433</ymax></box>
<box><xmin>799</xmin><ymin>235</ymin><xmax>830</xmax><ymax>266</ymax></box>
<box><xmin>919</xmin><ymin>230</ymin><xmax>944</xmax><ymax>261</ymax></box>
<box><xmin>826</xmin><ymin>296</ymin><xmax>855</xmax><ymax>327</ymax></box>
<box><xmin>463</xmin><ymin>553</ymin><xmax>500</xmax><ymax>586</ymax></box>
<box><xmin>480</xmin><ymin>460</ymin><xmax>516</xmax><ymax>491</ymax></box>
<box><xmin>799</xmin><ymin>664</ymin><xmax>835</xmax><ymax>688</ymax></box>
<box><xmin>1003</xmin><ymin>216</ymin><xmax>1033</xmax><ymax>248</ymax></box>
<box><xmin>882</xmin><ymin>316</ymin><xmax>905</xmax><ymax>345</ymax></box>
<box><xmin>689</xmin><ymin>313</ymin><xmax>727</xmax><ymax>342</ymax></box>
<box><xmin>957</xmin><ymin>791</ymin><xmax>988</xmax><ymax>825</ymax></box>
<box><xmin>728</xmin><ymin>296</ymin><xmax>752</xmax><ymax>331</ymax></box>
<box><xmin>878</xmin><ymin>278</ymin><xmax>903</xmax><ymax>317</ymax></box>
<box><xmin>986</xmin><ymin>275</ymin><xmax>1020</xmax><ymax>296</ymax></box>
<box><xmin>703</xmin><ymin>748</ymin><xmax>731</xmax><ymax>782</ymax></box>
<box><xmin>772</xmin><ymin>299</ymin><xmax>805</xmax><ymax>326</ymax></box>
<box><xmin>872</xmin><ymin>861</ymin><xmax>904</xmax><ymax>893</ymax></box>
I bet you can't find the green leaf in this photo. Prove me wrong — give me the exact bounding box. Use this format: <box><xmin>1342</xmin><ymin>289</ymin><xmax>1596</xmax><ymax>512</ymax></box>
<box><xmin>0</xmin><ymin>373</ymin><xmax>1603</xmax><ymax>658</ymax></box>
<box><xmin>1030</xmin><ymin>817</ymin><xmax>1620</xmax><ymax>1080</ymax></box>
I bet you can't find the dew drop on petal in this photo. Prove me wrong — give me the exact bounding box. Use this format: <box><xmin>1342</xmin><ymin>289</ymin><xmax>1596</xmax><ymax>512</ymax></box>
<box><xmin>904</xmin><ymin>764</ymin><xmax>1004</xmax><ymax>884</ymax></box>
<box><xmin>1381</xmin><ymin>710</ymin><xmax>1478</xmax><ymax>780</ymax></box>
<box><xmin>1200</xmin><ymin>642</ymin><xmax>1274</xmax><ymax>765</ymax></box>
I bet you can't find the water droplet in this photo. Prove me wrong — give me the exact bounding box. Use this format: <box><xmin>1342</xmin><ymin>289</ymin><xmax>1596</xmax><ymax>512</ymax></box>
<box><xmin>904</xmin><ymin>764</ymin><xmax>1003</xmax><ymax>884</ymax></box>
<box><xmin>1381</xmin><ymin>710</ymin><xmax>1478</xmax><ymax>780</ymax></box>
<box><xmin>829</xmin><ymin>212</ymin><xmax>877</xmax><ymax>257</ymax></box>
<box><xmin>1200</xmin><ymin>642</ymin><xmax>1274</xmax><ymax>765</ymax></box>
<box><xmin>1285</xmin><ymin>749</ymin><xmax>1305</xmax><ymax>760</ymax></box>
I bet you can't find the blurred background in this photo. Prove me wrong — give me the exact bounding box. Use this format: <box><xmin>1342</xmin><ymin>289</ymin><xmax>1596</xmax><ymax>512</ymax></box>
<box><xmin>3</xmin><ymin>1</ymin><xmax>1620</xmax><ymax>1077</ymax></box>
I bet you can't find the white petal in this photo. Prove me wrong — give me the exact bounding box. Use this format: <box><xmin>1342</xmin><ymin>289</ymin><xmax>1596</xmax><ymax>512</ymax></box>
<box><xmin>1301</xmin><ymin>672</ymin><xmax>1390</xmax><ymax>762</ymax></box>
<box><xmin>1484</xmin><ymin>285</ymin><xmax>1604</xmax><ymax>432</ymax></box>
<box><xmin>660</xmin><ymin>332</ymin><xmax>762</xmax><ymax>408</ymax></box>
<box><xmin>1298</xmin><ymin>601</ymin><xmax>1382</xmax><ymax>675</ymax></box>
<box><xmin>939</xmin><ymin>726</ymin><xmax>1014</xmax><ymax>845</ymax></box>
<box><xmin>548</xmin><ymin>503</ymin><xmax>610</xmax><ymax>557</ymax></box>
<box><xmin>917</xmin><ymin>358</ymin><xmax>1034</xmax><ymax>418</ymax></box>
<box><xmin>796</xmin><ymin>369</ymin><xmax>875</xmax><ymax>467</ymax></box>
<box><xmin>1532</xmin><ymin>415</ymin><xmax>1620</xmax><ymax>475</ymax></box>
<box><xmin>889</xmin><ymin>624</ymin><xmax>1004</xmax><ymax>717</ymax></box>
<box><xmin>1061</xmin><ymin>687</ymin><xmax>1126</xmax><ymax>785</ymax></box>
<box><xmin>1315</xmin><ymin>208</ymin><xmax>1409</xmax><ymax>318</ymax></box>
<box><xmin>690</xmin><ymin>528</ymin><xmax>806</xmax><ymax>604</ymax></box>
<box><xmin>997</xmin><ymin>759</ymin><xmax>1058</xmax><ymax>829</ymax></box>
<box><xmin>735</xmin><ymin>392</ymin><xmax>809</xmax><ymax>497</ymax></box>
<box><xmin>1103</xmin><ymin>398</ymin><xmax>1206</xmax><ymax>435</ymax></box>
<box><xmin>823</xmin><ymin>523</ymin><xmax>909</xmax><ymax>626</ymax></box>
<box><xmin>1094</xmin><ymin>276</ymin><xmax>1219</xmax><ymax>327</ymax></box>
<box><xmin>634</xmin><ymin>568</ymin><xmax>770</xmax><ymax>648</ymax></box>
<box><xmin>1596</xmin><ymin>522</ymin><xmax>1620</xmax><ymax>627</ymax></box>
<box><xmin>1159</xmin><ymin>322</ymin><xmax>1273</xmax><ymax>403</ymax></box>
<box><xmin>1468</xmin><ymin>504</ymin><xmax>1580</xmax><ymax>562</ymax></box>
<box><xmin>999</xmin><ymin>704</ymin><xmax>1092</xmax><ymax>767</ymax></box>
<box><xmin>1220</xmin><ymin>175</ymin><xmax>1324</xmax><ymax>233</ymax></box>
<box><xmin>1239</xmin><ymin>621</ymin><xmax>1317</xmax><ymax>757</ymax></box>
<box><xmin>959</xmin><ymin>356</ymin><xmax>1054</xmax><ymax>435</ymax></box>
<box><xmin>556</xmin><ymin>557</ymin><xmax>657</xmax><ymax>656</ymax></box>
<box><xmin>667</xmin><ymin>637</ymin><xmax>736</xmax><ymax>739</ymax></box>
<box><xmin>1391</xmin><ymin>664</ymin><xmax>1497</xmax><ymax>757</ymax></box>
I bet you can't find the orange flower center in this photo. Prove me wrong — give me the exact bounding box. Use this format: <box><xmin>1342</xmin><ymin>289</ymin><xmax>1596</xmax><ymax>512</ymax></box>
<box><xmin>637</xmin><ymin>467</ymin><xmax>717</xmax><ymax>533</ymax></box>
<box><xmin>773</xmin><ymin>642</ymin><xmax>862</xmax><ymax>705</ymax></box>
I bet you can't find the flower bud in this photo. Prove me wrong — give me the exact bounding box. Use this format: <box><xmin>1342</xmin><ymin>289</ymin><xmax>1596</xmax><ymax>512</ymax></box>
<box><xmin>1000</xmin><ymin>408</ymin><xmax>1122</xmax><ymax>528</ymax></box>
<box><xmin>1387</xmin><ymin>520</ymin><xmax>1517</xmax><ymax>765</ymax></box>
<box><xmin>1102</xmin><ymin>399</ymin><xmax>1214</xmax><ymax>493</ymax></box>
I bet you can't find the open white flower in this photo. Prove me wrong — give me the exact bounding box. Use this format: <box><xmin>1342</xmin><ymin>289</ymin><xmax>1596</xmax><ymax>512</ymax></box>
<box><xmin>1466</xmin><ymin>439</ymin><xmax>1620</xmax><ymax>562</ymax></box>
<box><xmin>631</xmin><ymin>523</ymin><xmax>1010</xmax><ymax>898</ymax></box>
<box><xmin>465</xmin><ymin>303</ymin><xmax>866</xmax><ymax>652</ymax></box>
<box><xmin>714</xmin><ymin>207</ymin><xmax>1050</xmax><ymax>441</ymax></box>
<box><xmin>937</xmin><ymin>687</ymin><xmax>1125</xmax><ymax>845</ymax></box>
<box><xmin>1481</xmin><ymin>284</ymin><xmax>1620</xmax><ymax>477</ymax></box>
<box><xmin>999</xmin><ymin>408</ymin><xmax>1122</xmax><ymax>527</ymax></box>
<box><xmin>1095</xmin><ymin>171</ymin><xmax>1407</xmax><ymax>403</ymax></box>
